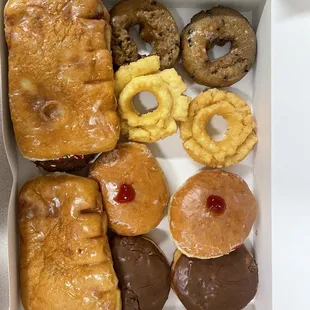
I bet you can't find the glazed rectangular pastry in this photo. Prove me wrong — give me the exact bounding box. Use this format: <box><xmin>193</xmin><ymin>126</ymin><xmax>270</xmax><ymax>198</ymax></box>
<box><xmin>4</xmin><ymin>0</ymin><xmax>119</xmax><ymax>160</ymax></box>
<box><xmin>18</xmin><ymin>174</ymin><xmax>121</xmax><ymax>309</ymax></box>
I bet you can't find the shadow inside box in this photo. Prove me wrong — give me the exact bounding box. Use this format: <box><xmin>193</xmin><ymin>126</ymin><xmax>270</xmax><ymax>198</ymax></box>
<box><xmin>155</xmin><ymin>158</ymin><xmax>181</xmax><ymax>195</ymax></box>
<box><xmin>225</xmin><ymin>86</ymin><xmax>253</xmax><ymax>103</ymax></box>
<box><xmin>146</xmin><ymin>228</ymin><xmax>170</xmax><ymax>245</ymax></box>
<box><xmin>195</xmin><ymin>162</ymin><xmax>253</xmax><ymax>175</ymax></box>
<box><xmin>244</xmin><ymin>303</ymin><xmax>256</xmax><ymax>310</ymax></box>
<box><xmin>223</xmin><ymin>164</ymin><xmax>254</xmax><ymax>178</ymax></box>
<box><xmin>168</xmin><ymin>7</ymin><xmax>185</xmax><ymax>33</ymax></box>
<box><xmin>146</xmin><ymin>134</ymin><xmax>189</xmax><ymax>159</ymax></box>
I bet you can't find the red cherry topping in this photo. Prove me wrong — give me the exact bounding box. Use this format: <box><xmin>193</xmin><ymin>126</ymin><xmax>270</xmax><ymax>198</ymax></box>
<box><xmin>114</xmin><ymin>183</ymin><xmax>135</xmax><ymax>203</ymax></box>
<box><xmin>206</xmin><ymin>195</ymin><xmax>226</xmax><ymax>216</ymax></box>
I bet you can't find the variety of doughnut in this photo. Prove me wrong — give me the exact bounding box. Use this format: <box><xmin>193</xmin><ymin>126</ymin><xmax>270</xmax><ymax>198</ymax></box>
<box><xmin>181</xmin><ymin>7</ymin><xmax>257</xmax><ymax>87</ymax></box>
<box><xmin>171</xmin><ymin>246</ymin><xmax>258</xmax><ymax>310</ymax></box>
<box><xmin>181</xmin><ymin>89</ymin><xmax>258</xmax><ymax>168</ymax></box>
<box><xmin>169</xmin><ymin>170</ymin><xmax>257</xmax><ymax>259</ymax></box>
<box><xmin>115</xmin><ymin>56</ymin><xmax>191</xmax><ymax>142</ymax></box>
<box><xmin>89</xmin><ymin>142</ymin><xmax>169</xmax><ymax>236</ymax></box>
<box><xmin>110</xmin><ymin>0</ymin><xmax>180</xmax><ymax>70</ymax></box>
<box><xmin>8</xmin><ymin>0</ymin><xmax>261</xmax><ymax>308</ymax></box>
<box><xmin>110</xmin><ymin>236</ymin><xmax>170</xmax><ymax>310</ymax></box>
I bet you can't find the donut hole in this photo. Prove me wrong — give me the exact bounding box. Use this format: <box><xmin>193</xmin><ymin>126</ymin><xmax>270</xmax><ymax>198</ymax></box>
<box><xmin>133</xmin><ymin>92</ymin><xmax>158</xmax><ymax>114</ymax></box>
<box><xmin>129</xmin><ymin>24</ymin><xmax>152</xmax><ymax>56</ymax></box>
<box><xmin>206</xmin><ymin>115</ymin><xmax>228</xmax><ymax>142</ymax></box>
<box><xmin>208</xmin><ymin>41</ymin><xmax>232</xmax><ymax>61</ymax></box>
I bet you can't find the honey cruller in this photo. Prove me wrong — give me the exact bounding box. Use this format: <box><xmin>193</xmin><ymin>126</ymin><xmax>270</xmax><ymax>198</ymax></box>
<box><xmin>115</xmin><ymin>56</ymin><xmax>191</xmax><ymax>143</ymax></box>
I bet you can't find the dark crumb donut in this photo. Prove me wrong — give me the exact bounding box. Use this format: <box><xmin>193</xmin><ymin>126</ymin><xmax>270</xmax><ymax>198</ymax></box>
<box><xmin>181</xmin><ymin>6</ymin><xmax>257</xmax><ymax>87</ymax></box>
<box><xmin>110</xmin><ymin>0</ymin><xmax>180</xmax><ymax>70</ymax></box>
<box><xmin>171</xmin><ymin>246</ymin><xmax>258</xmax><ymax>310</ymax></box>
<box><xmin>34</xmin><ymin>154</ymin><xmax>94</xmax><ymax>172</ymax></box>
<box><xmin>110</xmin><ymin>236</ymin><xmax>170</xmax><ymax>310</ymax></box>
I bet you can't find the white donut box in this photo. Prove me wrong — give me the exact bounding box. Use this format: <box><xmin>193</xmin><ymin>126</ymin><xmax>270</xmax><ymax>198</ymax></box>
<box><xmin>1</xmin><ymin>0</ymin><xmax>309</xmax><ymax>309</ymax></box>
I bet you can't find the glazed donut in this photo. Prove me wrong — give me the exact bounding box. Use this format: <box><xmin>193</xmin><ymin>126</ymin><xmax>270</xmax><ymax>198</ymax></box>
<box><xmin>89</xmin><ymin>142</ymin><xmax>169</xmax><ymax>236</ymax></box>
<box><xmin>169</xmin><ymin>170</ymin><xmax>257</xmax><ymax>259</ymax></box>
<box><xmin>180</xmin><ymin>89</ymin><xmax>257</xmax><ymax>168</ymax></box>
<box><xmin>111</xmin><ymin>236</ymin><xmax>170</xmax><ymax>310</ymax></box>
<box><xmin>181</xmin><ymin>7</ymin><xmax>257</xmax><ymax>87</ymax></box>
<box><xmin>110</xmin><ymin>0</ymin><xmax>180</xmax><ymax>69</ymax></box>
<box><xmin>171</xmin><ymin>246</ymin><xmax>258</xmax><ymax>310</ymax></box>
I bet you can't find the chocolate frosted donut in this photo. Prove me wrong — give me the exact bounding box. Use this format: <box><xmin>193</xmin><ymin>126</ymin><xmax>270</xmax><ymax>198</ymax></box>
<box><xmin>110</xmin><ymin>0</ymin><xmax>180</xmax><ymax>69</ymax></box>
<box><xmin>169</xmin><ymin>170</ymin><xmax>257</xmax><ymax>259</ymax></box>
<box><xmin>34</xmin><ymin>154</ymin><xmax>94</xmax><ymax>172</ymax></box>
<box><xmin>110</xmin><ymin>236</ymin><xmax>170</xmax><ymax>310</ymax></box>
<box><xmin>181</xmin><ymin>7</ymin><xmax>257</xmax><ymax>87</ymax></box>
<box><xmin>171</xmin><ymin>246</ymin><xmax>258</xmax><ymax>310</ymax></box>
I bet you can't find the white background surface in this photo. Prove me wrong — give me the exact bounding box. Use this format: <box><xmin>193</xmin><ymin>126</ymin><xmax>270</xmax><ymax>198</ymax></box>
<box><xmin>272</xmin><ymin>0</ymin><xmax>310</xmax><ymax>309</ymax></box>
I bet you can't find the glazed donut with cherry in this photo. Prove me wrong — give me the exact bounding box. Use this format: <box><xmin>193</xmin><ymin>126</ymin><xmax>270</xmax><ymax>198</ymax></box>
<box><xmin>89</xmin><ymin>142</ymin><xmax>169</xmax><ymax>236</ymax></box>
<box><xmin>169</xmin><ymin>170</ymin><xmax>257</xmax><ymax>259</ymax></box>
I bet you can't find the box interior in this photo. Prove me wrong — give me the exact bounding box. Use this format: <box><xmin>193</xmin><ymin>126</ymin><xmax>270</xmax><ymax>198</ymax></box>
<box><xmin>1</xmin><ymin>0</ymin><xmax>271</xmax><ymax>309</ymax></box>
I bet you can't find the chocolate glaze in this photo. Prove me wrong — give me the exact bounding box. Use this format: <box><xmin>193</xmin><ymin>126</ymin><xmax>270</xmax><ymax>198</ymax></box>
<box><xmin>110</xmin><ymin>236</ymin><xmax>170</xmax><ymax>310</ymax></box>
<box><xmin>172</xmin><ymin>245</ymin><xmax>258</xmax><ymax>310</ymax></box>
<box><xmin>34</xmin><ymin>154</ymin><xmax>94</xmax><ymax>172</ymax></box>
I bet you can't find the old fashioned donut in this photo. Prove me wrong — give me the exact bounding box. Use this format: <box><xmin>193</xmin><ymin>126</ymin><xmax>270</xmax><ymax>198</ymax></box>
<box><xmin>180</xmin><ymin>89</ymin><xmax>257</xmax><ymax>168</ymax></box>
<box><xmin>169</xmin><ymin>170</ymin><xmax>257</xmax><ymax>259</ymax></box>
<box><xmin>110</xmin><ymin>0</ymin><xmax>180</xmax><ymax>69</ymax></box>
<box><xmin>111</xmin><ymin>236</ymin><xmax>170</xmax><ymax>310</ymax></box>
<box><xmin>171</xmin><ymin>246</ymin><xmax>258</xmax><ymax>310</ymax></box>
<box><xmin>181</xmin><ymin>7</ymin><xmax>257</xmax><ymax>87</ymax></box>
<box><xmin>116</xmin><ymin>56</ymin><xmax>191</xmax><ymax>143</ymax></box>
<box><xmin>89</xmin><ymin>142</ymin><xmax>169</xmax><ymax>236</ymax></box>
